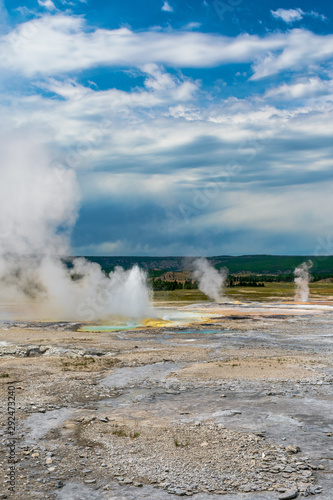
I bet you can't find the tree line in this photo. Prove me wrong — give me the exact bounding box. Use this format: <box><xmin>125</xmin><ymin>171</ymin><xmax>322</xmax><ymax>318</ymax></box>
<box><xmin>152</xmin><ymin>279</ymin><xmax>198</xmax><ymax>291</ymax></box>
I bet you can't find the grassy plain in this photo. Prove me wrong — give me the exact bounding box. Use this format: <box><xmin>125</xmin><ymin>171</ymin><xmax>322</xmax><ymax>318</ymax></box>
<box><xmin>153</xmin><ymin>282</ymin><xmax>333</xmax><ymax>304</ymax></box>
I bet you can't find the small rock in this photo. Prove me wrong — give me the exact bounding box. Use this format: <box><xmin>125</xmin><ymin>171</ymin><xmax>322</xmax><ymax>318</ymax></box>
<box><xmin>286</xmin><ymin>445</ymin><xmax>301</xmax><ymax>454</ymax></box>
<box><xmin>25</xmin><ymin>346</ymin><xmax>42</xmax><ymax>357</ymax></box>
<box><xmin>99</xmin><ymin>417</ymin><xmax>109</xmax><ymax>423</ymax></box>
<box><xmin>278</xmin><ymin>488</ymin><xmax>298</xmax><ymax>500</ymax></box>
<box><xmin>57</xmin><ymin>480</ymin><xmax>64</xmax><ymax>489</ymax></box>
<box><xmin>46</xmin><ymin>457</ymin><xmax>52</xmax><ymax>464</ymax></box>
<box><xmin>84</xmin><ymin>479</ymin><xmax>96</xmax><ymax>484</ymax></box>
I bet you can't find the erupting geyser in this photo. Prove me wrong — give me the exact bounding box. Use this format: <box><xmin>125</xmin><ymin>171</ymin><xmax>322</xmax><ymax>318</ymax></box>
<box><xmin>0</xmin><ymin>133</ymin><xmax>152</xmax><ymax>321</ymax></box>
<box><xmin>294</xmin><ymin>260</ymin><xmax>313</xmax><ymax>302</ymax></box>
<box><xmin>193</xmin><ymin>258</ymin><xmax>228</xmax><ymax>302</ymax></box>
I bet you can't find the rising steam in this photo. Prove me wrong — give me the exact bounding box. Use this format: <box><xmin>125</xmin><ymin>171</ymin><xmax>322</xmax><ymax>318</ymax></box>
<box><xmin>193</xmin><ymin>258</ymin><xmax>228</xmax><ymax>302</ymax></box>
<box><xmin>0</xmin><ymin>132</ymin><xmax>152</xmax><ymax>321</ymax></box>
<box><xmin>294</xmin><ymin>260</ymin><xmax>313</xmax><ymax>302</ymax></box>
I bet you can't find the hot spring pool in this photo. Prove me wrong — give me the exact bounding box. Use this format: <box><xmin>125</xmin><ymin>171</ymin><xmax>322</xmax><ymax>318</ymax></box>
<box><xmin>78</xmin><ymin>308</ymin><xmax>221</xmax><ymax>332</ymax></box>
<box><xmin>80</xmin><ymin>324</ymin><xmax>141</xmax><ymax>332</ymax></box>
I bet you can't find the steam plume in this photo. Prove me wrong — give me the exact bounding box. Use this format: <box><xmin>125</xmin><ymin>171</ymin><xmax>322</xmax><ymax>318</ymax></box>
<box><xmin>193</xmin><ymin>258</ymin><xmax>228</xmax><ymax>302</ymax></box>
<box><xmin>0</xmin><ymin>132</ymin><xmax>152</xmax><ymax>321</ymax></box>
<box><xmin>294</xmin><ymin>260</ymin><xmax>313</xmax><ymax>302</ymax></box>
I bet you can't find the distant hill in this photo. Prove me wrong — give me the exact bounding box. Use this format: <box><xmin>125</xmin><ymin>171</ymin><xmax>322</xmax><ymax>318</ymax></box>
<box><xmin>76</xmin><ymin>255</ymin><xmax>333</xmax><ymax>279</ymax></box>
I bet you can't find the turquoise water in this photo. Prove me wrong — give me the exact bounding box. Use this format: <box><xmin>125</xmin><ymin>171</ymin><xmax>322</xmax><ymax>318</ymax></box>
<box><xmin>80</xmin><ymin>324</ymin><xmax>140</xmax><ymax>332</ymax></box>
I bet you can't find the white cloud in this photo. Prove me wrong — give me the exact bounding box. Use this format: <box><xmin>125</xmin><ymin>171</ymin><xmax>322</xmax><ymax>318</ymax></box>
<box><xmin>162</xmin><ymin>1</ymin><xmax>174</xmax><ymax>12</ymax></box>
<box><xmin>35</xmin><ymin>65</ymin><xmax>199</xmax><ymax>111</ymax></box>
<box><xmin>183</xmin><ymin>22</ymin><xmax>201</xmax><ymax>30</ymax></box>
<box><xmin>142</xmin><ymin>63</ymin><xmax>199</xmax><ymax>100</ymax></box>
<box><xmin>6</xmin><ymin>76</ymin><xmax>330</xmax><ymax>184</ymax></box>
<box><xmin>265</xmin><ymin>77</ymin><xmax>331</xmax><ymax>100</ymax></box>
<box><xmin>271</xmin><ymin>8</ymin><xmax>304</xmax><ymax>23</ymax></box>
<box><xmin>271</xmin><ymin>8</ymin><xmax>327</xmax><ymax>24</ymax></box>
<box><xmin>309</xmin><ymin>11</ymin><xmax>328</xmax><ymax>21</ymax></box>
<box><xmin>251</xmin><ymin>30</ymin><xmax>333</xmax><ymax>80</ymax></box>
<box><xmin>1</xmin><ymin>15</ymin><xmax>333</xmax><ymax>81</ymax></box>
<box><xmin>204</xmin><ymin>183</ymin><xmax>333</xmax><ymax>236</ymax></box>
<box><xmin>38</xmin><ymin>0</ymin><xmax>56</xmax><ymax>11</ymax></box>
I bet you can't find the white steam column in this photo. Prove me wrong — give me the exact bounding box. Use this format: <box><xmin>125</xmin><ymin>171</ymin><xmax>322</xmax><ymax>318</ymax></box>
<box><xmin>0</xmin><ymin>134</ymin><xmax>152</xmax><ymax>321</ymax></box>
<box><xmin>294</xmin><ymin>260</ymin><xmax>313</xmax><ymax>302</ymax></box>
<box><xmin>193</xmin><ymin>258</ymin><xmax>228</xmax><ymax>302</ymax></box>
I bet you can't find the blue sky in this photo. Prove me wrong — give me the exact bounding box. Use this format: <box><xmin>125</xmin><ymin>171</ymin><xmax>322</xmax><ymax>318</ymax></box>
<box><xmin>1</xmin><ymin>0</ymin><xmax>333</xmax><ymax>256</ymax></box>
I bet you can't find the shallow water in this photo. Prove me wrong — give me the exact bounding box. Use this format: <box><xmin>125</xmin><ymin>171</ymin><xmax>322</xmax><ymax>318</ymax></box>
<box><xmin>23</xmin><ymin>408</ymin><xmax>73</xmax><ymax>445</ymax></box>
<box><xmin>80</xmin><ymin>324</ymin><xmax>141</xmax><ymax>332</ymax></box>
<box><xmin>100</xmin><ymin>361</ymin><xmax>182</xmax><ymax>389</ymax></box>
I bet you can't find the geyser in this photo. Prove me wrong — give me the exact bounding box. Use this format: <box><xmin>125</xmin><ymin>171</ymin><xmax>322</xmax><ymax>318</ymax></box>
<box><xmin>0</xmin><ymin>133</ymin><xmax>152</xmax><ymax>321</ymax></box>
<box><xmin>193</xmin><ymin>258</ymin><xmax>228</xmax><ymax>302</ymax></box>
<box><xmin>294</xmin><ymin>260</ymin><xmax>313</xmax><ymax>302</ymax></box>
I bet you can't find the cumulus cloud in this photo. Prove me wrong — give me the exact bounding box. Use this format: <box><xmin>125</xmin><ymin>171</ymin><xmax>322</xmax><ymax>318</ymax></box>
<box><xmin>265</xmin><ymin>77</ymin><xmax>331</xmax><ymax>100</ymax></box>
<box><xmin>162</xmin><ymin>1</ymin><xmax>174</xmax><ymax>12</ymax></box>
<box><xmin>38</xmin><ymin>0</ymin><xmax>56</xmax><ymax>11</ymax></box>
<box><xmin>142</xmin><ymin>63</ymin><xmax>199</xmax><ymax>100</ymax></box>
<box><xmin>271</xmin><ymin>8</ymin><xmax>304</xmax><ymax>23</ymax></box>
<box><xmin>271</xmin><ymin>8</ymin><xmax>326</xmax><ymax>24</ymax></box>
